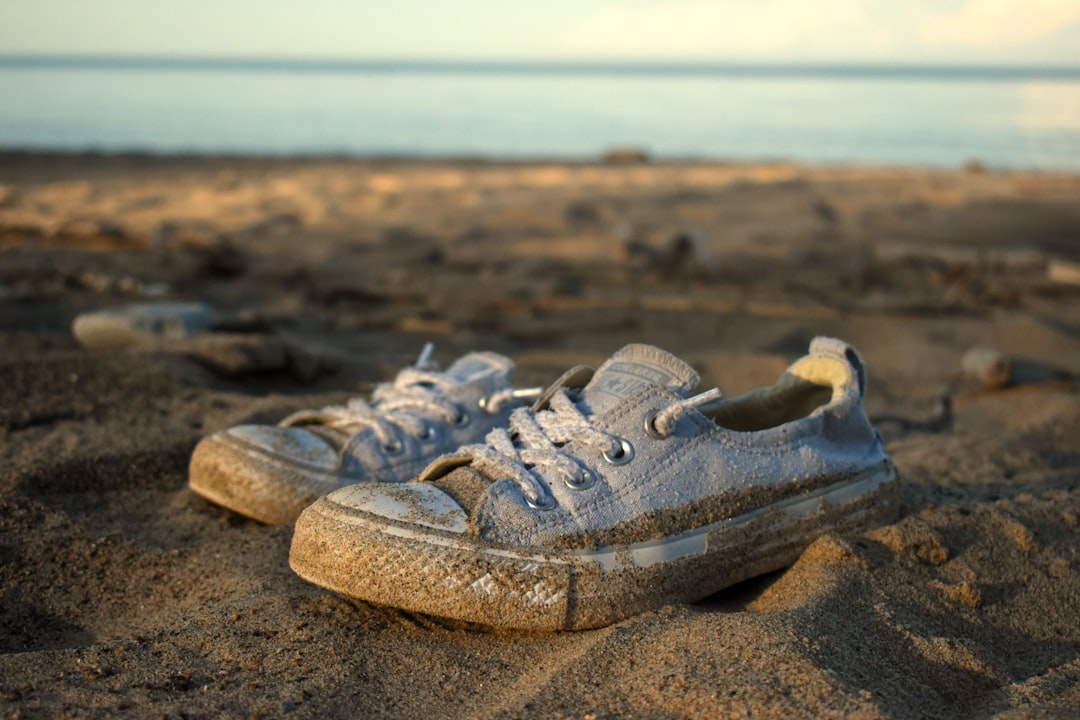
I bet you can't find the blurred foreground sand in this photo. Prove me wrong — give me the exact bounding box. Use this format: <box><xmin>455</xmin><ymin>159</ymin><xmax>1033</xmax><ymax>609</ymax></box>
<box><xmin>1</xmin><ymin>153</ymin><xmax>1078</xmax><ymax>718</ymax></box>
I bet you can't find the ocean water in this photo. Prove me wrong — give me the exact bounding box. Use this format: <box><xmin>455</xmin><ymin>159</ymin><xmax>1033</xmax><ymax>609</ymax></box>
<box><xmin>1</xmin><ymin>58</ymin><xmax>1079</xmax><ymax>169</ymax></box>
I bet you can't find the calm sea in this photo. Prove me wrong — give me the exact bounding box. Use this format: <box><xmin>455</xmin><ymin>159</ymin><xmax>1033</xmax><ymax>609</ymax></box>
<box><xmin>1</xmin><ymin>57</ymin><xmax>1079</xmax><ymax>169</ymax></box>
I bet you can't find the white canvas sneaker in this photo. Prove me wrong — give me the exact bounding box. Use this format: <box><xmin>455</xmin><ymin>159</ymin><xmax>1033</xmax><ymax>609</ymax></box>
<box><xmin>189</xmin><ymin>344</ymin><xmax>540</xmax><ymax>525</ymax></box>
<box><xmin>289</xmin><ymin>338</ymin><xmax>899</xmax><ymax>630</ymax></box>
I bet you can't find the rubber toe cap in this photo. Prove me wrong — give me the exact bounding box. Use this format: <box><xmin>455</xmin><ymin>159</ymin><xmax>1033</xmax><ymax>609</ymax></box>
<box><xmin>325</xmin><ymin>483</ymin><xmax>468</xmax><ymax>533</ymax></box>
<box><xmin>224</xmin><ymin>425</ymin><xmax>339</xmax><ymax>472</ymax></box>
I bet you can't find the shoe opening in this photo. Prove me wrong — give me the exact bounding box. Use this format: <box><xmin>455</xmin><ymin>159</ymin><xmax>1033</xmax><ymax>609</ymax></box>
<box><xmin>701</xmin><ymin>355</ymin><xmax>850</xmax><ymax>432</ymax></box>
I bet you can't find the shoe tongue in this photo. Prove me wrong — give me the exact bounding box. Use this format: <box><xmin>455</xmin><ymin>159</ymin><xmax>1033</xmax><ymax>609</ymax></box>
<box><xmin>443</xmin><ymin>351</ymin><xmax>514</xmax><ymax>384</ymax></box>
<box><xmin>581</xmin><ymin>344</ymin><xmax>699</xmax><ymax>416</ymax></box>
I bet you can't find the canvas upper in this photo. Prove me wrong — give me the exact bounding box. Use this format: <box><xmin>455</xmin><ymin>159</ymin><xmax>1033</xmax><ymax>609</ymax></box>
<box><xmin>388</xmin><ymin>338</ymin><xmax>887</xmax><ymax>548</ymax></box>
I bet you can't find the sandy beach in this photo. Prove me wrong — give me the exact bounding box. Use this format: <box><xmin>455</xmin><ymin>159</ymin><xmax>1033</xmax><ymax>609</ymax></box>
<box><xmin>1</xmin><ymin>152</ymin><xmax>1078</xmax><ymax>718</ymax></box>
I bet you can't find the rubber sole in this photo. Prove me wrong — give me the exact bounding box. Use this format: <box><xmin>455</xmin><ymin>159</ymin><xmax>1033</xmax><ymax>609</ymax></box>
<box><xmin>289</xmin><ymin>460</ymin><xmax>900</xmax><ymax>631</ymax></box>
<box><xmin>188</xmin><ymin>434</ymin><xmax>341</xmax><ymax>525</ymax></box>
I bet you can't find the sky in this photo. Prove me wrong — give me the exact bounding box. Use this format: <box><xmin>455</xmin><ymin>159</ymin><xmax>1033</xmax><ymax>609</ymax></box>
<box><xmin>1</xmin><ymin>0</ymin><xmax>1079</xmax><ymax>65</ymax></box>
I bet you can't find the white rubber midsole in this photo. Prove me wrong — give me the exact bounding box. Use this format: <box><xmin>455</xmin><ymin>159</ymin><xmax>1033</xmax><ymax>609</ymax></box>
<box><xmin>335</xmin><ymin>463</ymin><xmax>897</xmax><ymax>574</ymax></box>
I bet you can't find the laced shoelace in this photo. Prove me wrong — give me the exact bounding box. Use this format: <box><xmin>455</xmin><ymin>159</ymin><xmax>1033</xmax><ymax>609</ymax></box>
<box><xmin>284</xmin><ymin>343</ymin><xmax>523</xmax><ymax>453</ymax></box>
<box><xmin>466</xmin><ymin>385</ymin><xmax>723</xmax><ymax>509</ymax></box>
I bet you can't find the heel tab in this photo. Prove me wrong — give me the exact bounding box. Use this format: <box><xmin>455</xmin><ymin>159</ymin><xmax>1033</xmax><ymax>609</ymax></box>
<box><xmin>809</xmin><ymin>337</ymin><xmax>866</xmax><ymax>397</ymax></box>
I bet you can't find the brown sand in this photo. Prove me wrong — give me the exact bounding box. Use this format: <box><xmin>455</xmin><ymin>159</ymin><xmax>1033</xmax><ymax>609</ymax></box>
<box><xmin>1</xmin><ymin>152</ymin><xmax>1078</xmax><ymax>718</ymax></box>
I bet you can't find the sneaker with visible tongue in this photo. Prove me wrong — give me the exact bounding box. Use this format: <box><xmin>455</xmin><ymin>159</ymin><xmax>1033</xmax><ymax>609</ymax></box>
<box><xmin>188</xmin><ymin>344</ymin><xmax>540</xmax><ymax>525</ymax></box>
<box><xmin>289</xmin><ymin>339</ymin><xmax>899</xmax><ymax>630</ymax></box>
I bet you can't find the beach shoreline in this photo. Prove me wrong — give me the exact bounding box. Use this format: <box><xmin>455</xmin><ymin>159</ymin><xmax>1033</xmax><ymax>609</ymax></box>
<box><xmin>1</xmin><ymin>153</ymin><xmax>1078</xmax><ymax>718</ymax></box>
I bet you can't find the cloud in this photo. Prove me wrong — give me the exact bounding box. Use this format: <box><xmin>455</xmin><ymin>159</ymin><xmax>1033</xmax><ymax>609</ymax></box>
<box><xmin>558</xmin><ymin>0</ymin><xmax>899</xmax><ymax>59</ymax></box>
<box><xmin>920</xmin><ymin>0</ymin><xmax>1080</xmax><ymax>48</ymax></box>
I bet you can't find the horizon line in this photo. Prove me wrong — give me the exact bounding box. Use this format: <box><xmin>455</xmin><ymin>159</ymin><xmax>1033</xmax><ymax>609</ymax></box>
<box><xmin>1</xmin><ymin>53</ymin><xmax>1079</xmax><ymax>81</ymax></box>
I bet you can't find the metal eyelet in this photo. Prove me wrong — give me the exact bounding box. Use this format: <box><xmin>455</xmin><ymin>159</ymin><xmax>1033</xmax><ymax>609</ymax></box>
<box><xmin>644</xmin><ymin>411</ymin><xmax>669</xmax><ymax>439</ymax></box>
<box><xmin>382</xmin><ymin>440</ymin><xmax>404</xmax><ymax>456</ymax></box>
<box><xmin>563</xmin><ymin>468</ymin><xmax>596</xmax><ymax>491</ymax></box>
<box><xmin>602</xmin><ymin>438</ymin><xmax>634</xmax><ymax>465</ymax></box>
<box><xmin>420</xmin><ymin>425</ymin><xmax>438</xmax><ymax>442</ymax></box>
<box><xmin>477</xmin><ymin>396</ymin><xmax>497</xmax><ymax>415</ymax></box>
<box><xmin>525</xmin><ymin>493</ymin><xmax>557</xmax><ymax>511</ymax></box>
<box><xmin>452</xmin><ymin>407</ymin><xmax>471</xmax><ymax>427</ymax></box>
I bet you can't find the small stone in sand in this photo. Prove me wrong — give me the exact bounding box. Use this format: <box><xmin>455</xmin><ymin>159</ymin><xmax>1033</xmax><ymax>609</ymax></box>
<box><xmin>961</xmin><ymin>347</ymin><xmax>1011</xmax><ymax>389</ymax></box>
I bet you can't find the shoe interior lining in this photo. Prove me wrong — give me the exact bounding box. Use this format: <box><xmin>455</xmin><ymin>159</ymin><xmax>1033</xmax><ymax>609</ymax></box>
<box><xmin>701</xmin><ymin>356</ymin><xmax>847</xmax><ymax>432</ymax></box>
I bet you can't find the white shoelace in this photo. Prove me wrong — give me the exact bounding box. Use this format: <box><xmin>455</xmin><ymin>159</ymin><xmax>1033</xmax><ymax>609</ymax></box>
<box><xmin>283</xmin><ymin>343</ymin><xmax>522</xmax><ymax>452</ymax></box>
<box><xmin>467</xmin><ymin>385</ymin><xmax>722</xmax><ymax>509</ymax></box>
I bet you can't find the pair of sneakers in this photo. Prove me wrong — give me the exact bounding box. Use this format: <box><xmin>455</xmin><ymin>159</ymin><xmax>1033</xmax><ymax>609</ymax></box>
<box><xmin>190</xmin><ymin>339</ymin><xmax>898</xmax><ymax>631</ymax></box>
